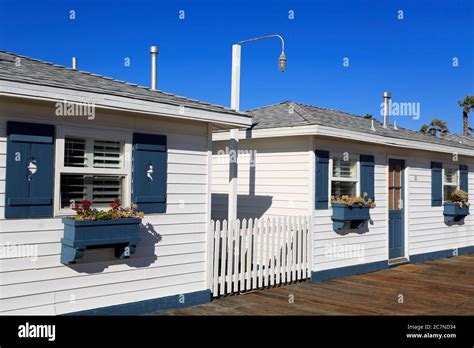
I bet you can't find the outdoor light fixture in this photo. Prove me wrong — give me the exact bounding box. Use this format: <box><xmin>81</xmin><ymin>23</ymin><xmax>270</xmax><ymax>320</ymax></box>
<box><xmin>231</xmin><ymin>34</ymin><xmax>287</xmax><ymax>111</ymax></box>
<box><xmin>279</xmin><ymin>51</ymin><xmax>287</xmax><ymax>72</ymax></box>
<box><xmin>236</xmin><ymin>34</ymin><xmax>287</xmax><ymax>74</ymax></box>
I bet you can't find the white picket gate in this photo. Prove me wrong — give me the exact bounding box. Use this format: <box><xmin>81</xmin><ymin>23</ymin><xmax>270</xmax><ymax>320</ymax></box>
<box><xmin>209</xmin><ymin>216</ymin><xmax>311</xmax><ymax>297</ymax></box>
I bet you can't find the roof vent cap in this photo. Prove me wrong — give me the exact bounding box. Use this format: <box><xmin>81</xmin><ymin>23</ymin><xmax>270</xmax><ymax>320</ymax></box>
<box><xmin>383</xmin><ymin>91</ymin><xmax>391</xmax><ymax>128</ymax></box>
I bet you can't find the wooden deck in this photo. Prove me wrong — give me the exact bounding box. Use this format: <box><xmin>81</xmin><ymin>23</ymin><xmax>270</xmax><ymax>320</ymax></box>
<box><xmin>157</xmin><ymin>254</ymin><xmax>474</xmax><ymax>315</ymax></box>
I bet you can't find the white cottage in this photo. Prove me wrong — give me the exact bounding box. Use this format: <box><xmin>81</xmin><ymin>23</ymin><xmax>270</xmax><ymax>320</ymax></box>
<box><xmin>0</xmin><ymin>50</ymin><xmax>251</xmax><ymax>315</ymax></box>
<box><xmin>212</xmin><ymin>101</ymin><xmax>474</xmax><ymax>282</ymax></box>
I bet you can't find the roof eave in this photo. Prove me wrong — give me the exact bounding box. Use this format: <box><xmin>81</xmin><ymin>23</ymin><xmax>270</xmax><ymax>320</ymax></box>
<box><xmin>213</xmin><ymin>124</ymin><xmax>474</xmax><ymax>156</ymax></box>
<box><xmin>0</xmin><ymin>79</ymin><xmax>252</xmax><ymax>128</ymax></box>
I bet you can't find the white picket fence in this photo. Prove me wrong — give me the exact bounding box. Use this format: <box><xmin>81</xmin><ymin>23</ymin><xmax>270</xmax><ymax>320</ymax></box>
<box><xmin>209</xmin><ymin>216</ymin><xmax>311</xmax><ymax>297</ymax></box>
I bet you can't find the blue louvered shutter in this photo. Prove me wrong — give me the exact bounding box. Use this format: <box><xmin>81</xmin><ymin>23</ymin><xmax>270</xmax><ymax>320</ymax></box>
<box><xmin>315</xmin><ymin>150</ymin><xmax>329</xmax><ymax>209</ymax></box>
<box><xmin>459</xmin><ymin>165</ymin><xmax>468</xmax><ymax>192</ymax></box>
<box><xmin>360</xmin><ymin>154</ymin><xmax>375</xmax><ymax>201</ymax></box>
<box><xmin>431</xmin><ymin>162</ymin><xmax>442</xmax><ymax>207</ymax></box>
<box><xmin>5</xmin><ymin>121</ymin><xmax>55</xmax><ymax>218</ymax></box>
<box><xmin>132</xmin><ymin>133</ymin><xmax>167</xmax><ymax>213</ymax></box>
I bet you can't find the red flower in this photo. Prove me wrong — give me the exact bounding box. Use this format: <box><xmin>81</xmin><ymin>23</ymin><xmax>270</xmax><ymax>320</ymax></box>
<box><xmin>80</xmin><ymin>199</ymin><xmax>92</xmax><ymax>210</ymax></box>
<box><xmin>110</xmin><ymin>198</ymin><xmax>121</xmax><ymax>211</ymax></box>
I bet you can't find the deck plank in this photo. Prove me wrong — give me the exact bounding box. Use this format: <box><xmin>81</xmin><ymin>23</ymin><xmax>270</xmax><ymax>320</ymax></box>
<box><xmin>155</xmin><ymin>254</ymin><xmax>474</xmax><ymax>316</ymax></box>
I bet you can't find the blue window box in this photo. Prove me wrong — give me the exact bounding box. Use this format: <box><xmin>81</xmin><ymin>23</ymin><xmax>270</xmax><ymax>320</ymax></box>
<box><xmin>332</xmin><ymin>204</ymin><xmax>371</xmax><ymax>231</ymax></box>
<box><xmin>60</xmin><ymin>217</ymin><xmax>141</xmax><ymax>264</ymax></box>
<box><xmin>443</xmin><ymin>203</ymin><xmax>469</xmax><ymax>224</ymax></box>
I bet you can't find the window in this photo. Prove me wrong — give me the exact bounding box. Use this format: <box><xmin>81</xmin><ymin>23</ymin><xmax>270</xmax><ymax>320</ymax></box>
<box><xmin>59</xmin><ymin>136</ymin><xmax>125</xmax><ymax>210</ymax></box>
<box><xmin>60</xmin><ymin>174</ymin><xmax>123</xmax><ymax>209</ymax></box>
<box><xmin>389</xmin><ymin>160</ymin><xmax>403</xmax><ymax>210</ymax></box>
<box><xmin>64</xmin><ymin>137</ymin><xmax>122</xmax><ymax>169</ymax></box>
<box><xmin>64</xmin><ymin>138</ymin><xmax>86</xmax><ymax>167</ymax></box>
<box><xmin>331</xmin><ymin>157</ymin><xmax>358</xmax><ymax>197</ymax></box>
<box><xmin>443</xmin><ymin>167</ymin><xmax>458</xmax><ymax>201</ymax></box>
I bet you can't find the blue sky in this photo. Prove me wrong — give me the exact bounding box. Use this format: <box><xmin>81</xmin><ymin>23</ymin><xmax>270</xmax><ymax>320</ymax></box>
<box><xmin>0</xmin><ymin>0</ymin><xmax>472</xmax><ymax>133</ymax></box>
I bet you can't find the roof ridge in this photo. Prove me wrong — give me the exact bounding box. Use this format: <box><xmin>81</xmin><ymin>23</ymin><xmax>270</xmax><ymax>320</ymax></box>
<box><xmin>293</xmin><ymin>101</ymin><xmax>387</xmax><ymax>129</ymax></box>
<box><xmin>251</xmin><ymin>100</ymin><xmax>380</xmax><ymax>123</ymax></box>
<box><xmin>295</xmin><ymin>101</ymin><xmax>368</xmax><ymax>120</ymax></box>
<box><xmin>245</xmin><ymin>100</ymin><xmax>291</xmax><ymax>112</ymax></box>
<box><xmin>0</xmin><ymin>50</ymin><xmax>246</xmax><ymax>115</ymax></box>
<box><xmin>291</xmin><ymin>102</ymin><xmax>315</xmax><ymax>124</ymax></box>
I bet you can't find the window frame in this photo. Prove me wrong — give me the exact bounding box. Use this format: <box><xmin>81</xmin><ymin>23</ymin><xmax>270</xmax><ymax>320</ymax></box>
<box><xmin>329</xmin><ymin>153</ymin><xmax>360</xmax><ymax>199</ymax></box>
<box><xmin>54</xmin><ymin>126</ymin><xmax>132</xmax><ymax>216</ymax></box>
<box><xmin>443</xmin><ymin>165</ymin><xmax>459</xmax><ymax>202</ymax></box>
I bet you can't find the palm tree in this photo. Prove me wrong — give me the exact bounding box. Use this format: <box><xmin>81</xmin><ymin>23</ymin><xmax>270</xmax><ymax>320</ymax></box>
<box><xmin>458</xmin><ymin>96</ymin><xmax>474</xmax><ymax>136</ymax></box>
<box><xmin>363</xmin><ymin>114</ymin><xmax>374</xmax><ymax>120</ymax></box>
<box><xmin>420</xmin><ymin>118</ymin><xmax>449</xmax><ymax>139</ymax></box>
<box><xmin>420</xmin><ymin>124</ymin><xmax>429</xmax><ymax>134</ymax></box>
<box><xmin>430</xmin><ymin>118</ymin><xmax>449</xmax><ymax>139</ymax></box>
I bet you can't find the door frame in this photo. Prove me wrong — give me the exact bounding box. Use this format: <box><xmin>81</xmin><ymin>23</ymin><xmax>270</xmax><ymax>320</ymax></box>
<box><xmin>387</xmin><ymin>156</ymin><xmax>409</xmax><ymax>261</ymax></box>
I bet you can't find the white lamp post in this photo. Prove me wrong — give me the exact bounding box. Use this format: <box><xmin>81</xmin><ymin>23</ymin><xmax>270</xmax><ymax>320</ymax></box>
<box><xmin>228</xmin><ymin>35</ymin><xmax>286</xmax><ymax>223</ymax></box>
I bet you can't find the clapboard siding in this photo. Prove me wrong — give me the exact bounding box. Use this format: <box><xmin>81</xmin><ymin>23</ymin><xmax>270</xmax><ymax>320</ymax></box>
<box><xmin>0</xmin><ymin>263</ymin><xmax>206</xmax><ymax>299</ymax></box>
<box><xmin>1</xmin><ymin>247</ymin><xmax>205</xmax><ymax>285</ymax></box>
<box><xmin>313</xmin><ymin>139</ymin><xmax>474</xmax><ymax>272</ymax></box>
<box><xmin>0</xmin><ymin>97</ymin><xmax>211</xmax><ymax>314</ymax></box>
<box><xmin>0</xmin><ymin>250</ymin><xmax>205</xmax><ymax>273</ymax></box>
<box><xmin>313</xmin><ymin>138</ymin><xmax>388</xmax><ymax>272</ymax></box>
<box><xmin>2</xmin><ymin>281</ymin><xmax>206</xmax><ymax>315</ymax></box>
<box><xmin>212</xmin><ymin>136</ymin><xmax>311</xmax><ymax>220</ymax></box>
<box><xmin>0</xmin><ymin>263</ymin><xmax>204</xmax><ymax>312</ymax></box>
<box><xmin>407</xmin><ymin>155</ymin><xmax>474</xmax><ymax>256</ymax></box>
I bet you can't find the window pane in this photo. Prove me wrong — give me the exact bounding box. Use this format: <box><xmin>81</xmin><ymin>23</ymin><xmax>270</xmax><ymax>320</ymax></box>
<box><xmin>93</xmin><ymin>140</ymin><xmax>122</xmax><ymax>169</ymax></box>
<box><xmin>395</xmin><ymin>188</ymin><xmax>401</xmax><ymax>209</ymax></box>
<box><xmin>331</xmin><ymin>181</ymin><xmax>356</xmax><ymax>197</ymax></box>
<box><xmin>389</xmin><ymin>186</ymin><xmax>394</xmax><ymax>210</ymax></box>
<box><xmin>61</xmin><ymin>174</ymin><xmax>87</xmax><ymax>208</ymax></box>
<box><xmin>394</xmin><ymin>163</ymin><xmax>401</xmax><ymax>187</ymax></box>
<box><xmin>60</xmin><ymin>174</ymin><xmax>122</xmax><ymax>209</ymax></box>
<box><xmin>64</xmin><ymin>138</ymin><xmax>122</xmax><ymax>169</ymax></box>
<box><xmin>444</xmin><ymin>168</ymin><xmax>457</xmax><ymax>185</ymax></box>
<box><xmin>92</xmin><ymin>176</ymin><xmax>123</xmax><ymax>205</ymax></box>
<box><xmin>333</xmin><ymin>158</ymin><xmax>356</xmax><ymax>179</ymax></box>
<box><xmin>64</xmin><ymin>138</ymin><xmax>86</xmax><ymax>167</ymax></box>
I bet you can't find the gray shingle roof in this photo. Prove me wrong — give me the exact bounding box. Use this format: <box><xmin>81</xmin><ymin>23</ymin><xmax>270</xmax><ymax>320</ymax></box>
<box><xmin>447</xmin><ymin>134</ymin><xmax>474</xmax><ymax>147</ymax></box>
<box><xmin>248</xmin><ymin>101</ymin><xmax>474</xmax><ymax>151</ymax></box>
<box><xmin>0</xmin><ymin>51</ymin><xmax>248</xmax><ymax>117</ymax></box>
